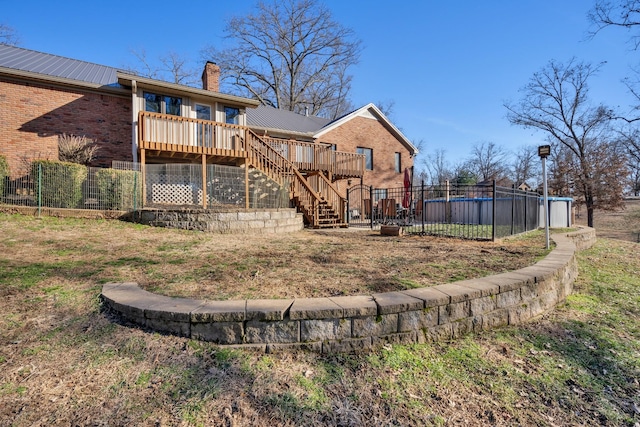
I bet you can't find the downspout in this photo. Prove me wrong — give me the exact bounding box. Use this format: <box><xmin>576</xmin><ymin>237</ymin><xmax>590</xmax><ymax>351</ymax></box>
<box><xmin>131</xmin><ymin>80</ymin><xmax>138</xmax><ymax>164</ymax></box>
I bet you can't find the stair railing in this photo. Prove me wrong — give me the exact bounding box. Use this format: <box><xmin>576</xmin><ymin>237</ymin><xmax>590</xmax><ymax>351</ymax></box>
<box><xmin>306</xmin><ymin>172</ymin><xmax>346</xmax><ymax>224</ymax></box>
<box><xmin>246</xmin><ymin>130</ymin><xmax>331</xmax><ymax>226</ymax></box>
<box><xmin>245</xmin><ymin>130</ymin><xmax>293</xmax><ymax>186</ymax></box>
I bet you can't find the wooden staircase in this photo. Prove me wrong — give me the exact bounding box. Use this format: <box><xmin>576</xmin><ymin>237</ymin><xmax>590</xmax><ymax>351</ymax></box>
<box><xmin>290</xmin><ymin>175</ymin><xmax>347</xmax><ymax>228</ymax></box>
<box><xmin>291</xmin><ymin>198</ymin><xmax>345</xmax><ymax>228</ymax></box>
<box><xmin>316</xmin><ymin>202</ymin><xmax>347</xmax><ymax>228</ymax></box>
<box><xmin>245</xmin><ymin>131</ymin><xmax>346</xmax><ymax>228</ymax></box>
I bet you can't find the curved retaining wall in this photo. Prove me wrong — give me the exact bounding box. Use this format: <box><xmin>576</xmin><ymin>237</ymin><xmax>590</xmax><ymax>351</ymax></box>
<box><xmin>101</xmin><ymin>228</ymin><xmax>596</xmax><ymax>353</ymax></box>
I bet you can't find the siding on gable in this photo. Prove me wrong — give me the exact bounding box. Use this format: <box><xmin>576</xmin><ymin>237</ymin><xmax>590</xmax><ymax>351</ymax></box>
<box><xmin>0</xmin><ymin>78</ymin><xmax>132</xmax><ymax>176</ymax></box>
<box><xmin>318</xmin><ymin>115</ymin><xmax>413</xmax><ymax>189</ymax></box>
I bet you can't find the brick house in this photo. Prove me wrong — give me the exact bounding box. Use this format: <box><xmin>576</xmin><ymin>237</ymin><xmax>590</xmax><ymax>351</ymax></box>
<box><xmin>0</xmin><ymin>44</ymin><xmax>417</xmax><ymax>226</ymax></box>
<box><xmin>0</xmin><ymin>45</ymin><xmax>260</xmax><ymax>176</ymax></box>
<box><xmin>0</xmin><ymin>47</ymin><xmax>132</xmax><ymax>175</ymax></box>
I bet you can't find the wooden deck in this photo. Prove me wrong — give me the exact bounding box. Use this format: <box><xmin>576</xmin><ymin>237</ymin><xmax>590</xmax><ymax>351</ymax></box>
<box><xmin>138</xmin><ymin>112</ymin><xmax>365</xmax><ymax>179</ymax></box>
<box><xmin>137</xmin><ymin>112</ymin><xmax>362</xmax><ymax>228</ymax></box>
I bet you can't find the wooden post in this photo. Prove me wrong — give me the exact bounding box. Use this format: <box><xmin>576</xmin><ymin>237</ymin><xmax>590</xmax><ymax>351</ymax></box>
<box><xmin>245</xmin><ymin>160</ymin><xmax>250</xmax><ymax>210</ymax></box>
<box><xmin>141</xmin><ymin>148</ymin><xmax>146</xmax><ymax>207</ymax></box>
<box><xmin>201</xmin><ymin>154</ymin><xmax>207</xmax><ymax>208</ymax></box>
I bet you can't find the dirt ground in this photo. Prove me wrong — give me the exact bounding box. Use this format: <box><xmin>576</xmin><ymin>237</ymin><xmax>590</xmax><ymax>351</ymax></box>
<box><xmin>139</xmin><ymin>197</ymin><xmax>639</xmax><ymax>300</ymax></box>
<box><xmin>3</xmin><ymin>199</ymin><xmax>638</xmax><ymax>303</ymax></box>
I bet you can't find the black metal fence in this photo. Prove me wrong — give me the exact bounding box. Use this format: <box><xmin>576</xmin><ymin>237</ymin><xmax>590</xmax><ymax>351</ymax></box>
<box><xmin>346</xmin><ymin>181</ymin><xmax>540</xmax><ymax>241</ymax></box>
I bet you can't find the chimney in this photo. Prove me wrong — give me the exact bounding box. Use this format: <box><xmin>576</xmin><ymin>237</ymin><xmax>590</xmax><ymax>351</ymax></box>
<box><xmin>202</xmin><ymin>61</ymin><xmax>220</xmax><ymax>92</ymax></box>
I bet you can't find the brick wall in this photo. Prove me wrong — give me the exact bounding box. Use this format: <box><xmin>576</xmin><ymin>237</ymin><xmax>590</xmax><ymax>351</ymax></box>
<box><xmin>318</xmin><ymin>115</ymin><xmax>414</xmax><ymax>189</ymax></box>
<box><xmin>202</xmin><ymin>62</ymin><xmax>220</xmax><ymax>92</ymax></box>
<box><xmin>0</xmin><ymin>78</ymin><xmax>133</xmax><ymax>177</ymax></box>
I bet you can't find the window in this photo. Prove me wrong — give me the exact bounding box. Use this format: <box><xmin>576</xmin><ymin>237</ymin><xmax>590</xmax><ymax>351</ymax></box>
<box><xmin>196</xmin><ymin>104</ymin><xmax>212</xmax><ymax>147</ymax></box>
<box><xmin>357</xmin><ymin>147</ymin><xmax>373</xmax><ymax>170</ymax></box>
<box><xmin>224</xmin><ymin>106</ymin><xmax>240</xmax><ymax>125</ymax></box>
<box><xmin>395</xmin><ymin>152</ymin><xmax>401</xmax><ymax>173</ymax></box>
<box><xmin>196</xmin><ymin>104</ymin><xmax>211</xmax><ymax>120</ymax></box>
<box><xmin>373</xmin><ymin>188</ymin><xmax>387</xmax><ymax>203</ymax></box>
<box><xmin>144</xmin><ymin>92</ymin><xmax>182</xmax><ymax>116</ymax></box>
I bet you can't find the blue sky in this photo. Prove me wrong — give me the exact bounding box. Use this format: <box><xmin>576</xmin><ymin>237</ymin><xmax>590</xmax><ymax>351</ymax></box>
<box><xmin>2</xmin><ymin>0</ymin><xmax>638</xmax><ymax>171</ymax></box>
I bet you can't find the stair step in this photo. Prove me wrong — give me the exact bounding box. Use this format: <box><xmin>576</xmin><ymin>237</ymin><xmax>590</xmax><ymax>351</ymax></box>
<box><xmin>314</xmin><ymin>222</ymin><xmax>348</xmax><ymax>229</ymax></box>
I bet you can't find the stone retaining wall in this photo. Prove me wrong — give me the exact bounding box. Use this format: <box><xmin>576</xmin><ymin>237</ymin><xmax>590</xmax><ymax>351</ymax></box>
<box><xmin>135</xmin><ymin>207</ymin><xmax>304</xmax><ymax>234</ymax></box>
<box><xmin>101</xmin><ymin>228</ymin><xmax>596</xmax><ymax>353</ymax></box>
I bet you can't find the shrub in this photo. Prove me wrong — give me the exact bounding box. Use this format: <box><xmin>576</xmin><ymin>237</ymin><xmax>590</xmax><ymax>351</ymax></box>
<box><xmin>95</xmin><ymin>168</ymin><xmax>142</xmax><ymax>210</ymax></box>
<box><xmin>0</xmin><ymin>155</ymin><xmax>8</xmax><ymax>198</ymax></box>
<box><xmin>31</xmin><ymin>160</ymin><xmax>87</xmax><ymax>208</ymax></box>
<box><xmin>58</xmin><ymin>133</ymin><xmax>99</xmax><ymax>165</ymax></box>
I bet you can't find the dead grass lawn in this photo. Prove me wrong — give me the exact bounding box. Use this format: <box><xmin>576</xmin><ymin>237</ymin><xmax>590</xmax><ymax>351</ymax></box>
<box><xmin>0</xmin><ymin>215</ymin><xmax>548</xmax><ymax>301</ymax></box>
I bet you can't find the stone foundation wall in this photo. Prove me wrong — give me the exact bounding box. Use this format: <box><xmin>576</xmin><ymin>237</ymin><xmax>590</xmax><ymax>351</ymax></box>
<box><xmin>101</xmin><ymin>228</ymin><xmax>596</xmax><ymax>353</ymax></box>
<box><xmin>0</xmin><ymin>206</ymin><xmax>305</xmax><ymax>235</ymax></box>
<box><xmin>135</xmin><ymin>207</ymin><xmax>304</xmax><ymax>234</ymax></box>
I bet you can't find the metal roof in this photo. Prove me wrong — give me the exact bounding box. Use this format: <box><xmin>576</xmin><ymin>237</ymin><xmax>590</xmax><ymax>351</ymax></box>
<box><xmin>0</xmin><ymin>44</ymin><xmax>261</xmax><ymax>107</ymax></box>
<box><xmin>0</xmin><ymin>44</ymin><xmax>119</xmax><ymax>86</ymax></box>
<box><xmin>247</xmin><ymin>104</ymin><xmax>332</xmax><ymax>136</ymax></box>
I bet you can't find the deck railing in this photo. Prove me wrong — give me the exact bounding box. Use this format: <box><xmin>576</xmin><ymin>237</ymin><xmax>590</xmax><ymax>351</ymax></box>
<box><xmin>245</xmin><ymin>130</ymin><xmax>294</xmax><ymax>187</ymax></box>
<box><xmin>138</xmin><ymin>111</ymin><xmax>247</xmax><ymax>156</ymax></box>
<box><xmin>246</xmin><ymin>132</ymin><xmax>346</xmax><ymax>225</ymax></box>
<box><xmin>307</xmin><ymin>172</ymin><xmax>346</xmax><ymax>221</ymax></box>
<box><xmin>261</xmin><ymin>137</ymin><xmax>365</xmax><ymax>179</ymax></box>
<box><xmin>139</xmin><ymin>113</ymin><xmax>365</xmax><ymax>179</ymax></box>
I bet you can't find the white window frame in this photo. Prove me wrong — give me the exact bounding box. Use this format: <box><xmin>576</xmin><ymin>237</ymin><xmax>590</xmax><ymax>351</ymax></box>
<box><xmin>357</xmin><ymin>147</ymin><xmax>373</xmax><ymax>170</ymax></box>
<box><xmin>143</xmin><ymin>91</ymin><xmax>183</xmax><ymax>116</ymax></box>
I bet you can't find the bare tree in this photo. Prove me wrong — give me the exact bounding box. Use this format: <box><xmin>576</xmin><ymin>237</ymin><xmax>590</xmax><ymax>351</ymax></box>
<box><xmin>511</xmin><ymin>145</ymin><xmax>539</xmax><ymax>189</ymax></box>
<box><xmin>588</xmin><ymin>1</ymin><xmax>640</xmax><ymax>179</ymax></box>
<box><xmin>588</xmin><ymin>0</ymin><xmax>640</xmax><ymax>168</ymax></box>
<box><xmin>159</xmin><ymin>51</ymin><xmax>200</xmax><ymax>86</ymax></box>
<box><xmin>548</xmin><ymin>144</ymin><xmax>574</xmax><ymax>196</ymax></box>
<box><xmin>203</xmin><ymin>0</ymin><xmax>362</xmax><ymax>119</ymax></box>
<box><xmin>629</xmin><ymin>156</ymin><xmax>640</xmax><ymax>195</ymax></box>
<box><xmin>124</xmin><ymin>49</ymin><xmax>200</xmax><ymax>87</ymax></box>
<box><xmin>616</xmin><ymin>125</ymin><xmax>640</xmax><ymax>194</ymax></box>
<box><xmin>466</xmin><ymin>141</ymin><xmax>510</xmax><ymax>183</ymax></box>
<box><xmin>588</xmin><ymin>0</ymin><xmax>640</xmax><ymax>48</ymax></box>
<box><xmin>375</xmin><ymin>100</ymin><xmax>396</xmax><ymax>119</ymax></box>
<box><xmin>0</xmin><ymin>23</ymin><xmax>19</xmax><ymax>45</ymax></box>
<box><xmin>505</xmin><ymin>58</ymin><xmax>624</xmax><ymax>227</ymax></box>
<box><xmin>422</xmin><ymin>148</ymin><xmax>453</xmax><ymax>185</ymax></box>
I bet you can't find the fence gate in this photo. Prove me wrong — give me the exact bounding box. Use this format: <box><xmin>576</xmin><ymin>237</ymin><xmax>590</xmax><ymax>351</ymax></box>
<box><xmin>346</xmin><ymin>184</ymin><xmax>372</xmax><ymax>227</ymax></box>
